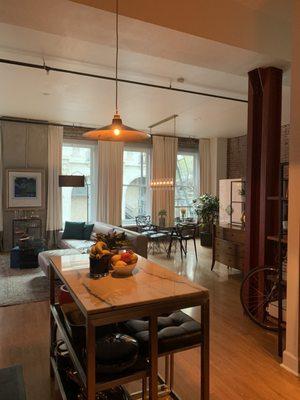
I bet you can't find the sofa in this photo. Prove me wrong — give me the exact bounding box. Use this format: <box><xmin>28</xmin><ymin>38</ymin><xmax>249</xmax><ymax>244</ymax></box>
<box><xmin>38</xmin><ymin>221</ymin><xmax>148</xmax><ymax>277</ymax></box>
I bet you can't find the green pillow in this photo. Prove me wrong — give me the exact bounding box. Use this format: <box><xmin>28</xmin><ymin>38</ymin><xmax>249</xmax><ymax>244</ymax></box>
<box><xmin>83</xmin><ymin>224</ymin><xmax>94</xmax><ymax>240</ymax></box>
<box><xmin>62</xmin><ymin>221</ymin><xmax>85</xmax><ymax>240</ymax></box>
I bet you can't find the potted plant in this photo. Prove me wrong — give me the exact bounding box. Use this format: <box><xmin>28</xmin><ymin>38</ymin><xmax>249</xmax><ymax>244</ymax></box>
<box><xmin>158</xmin><ymin>209</ymin><xmax>167</xmax><ymax>228</ymax></box>
<box><xmin>193</xmin><ymin>194</ymin><xmax>219</xmax><ymax>247</ymax></box>
<box><xmin>96</xmin><ymin>229</ymin><xmax>130</xmax><ymax>252</ymax></box>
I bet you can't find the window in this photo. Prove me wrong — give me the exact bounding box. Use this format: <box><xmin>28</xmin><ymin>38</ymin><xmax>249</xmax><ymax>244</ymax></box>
<box><xmin>62</xmin><ymin>141</ymin><xmax>97</xmax><ymax>224</ymax></box>
<box><xmin>175</xmin><ymin>151</ymin><xmax>199</xmax><ymax>218</ymax></box>
<box><xmin>122</xmin><ymin>148</ymin><xmax>151</xmax><ymax>225</ymax></box>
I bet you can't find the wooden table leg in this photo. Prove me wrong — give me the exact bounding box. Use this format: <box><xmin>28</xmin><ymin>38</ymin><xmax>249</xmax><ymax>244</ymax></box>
<box><xmin>201</xmin><ymin>299</ymin><xmax>210</xmax><ymax>400</ymax></box>
<box><xmin>142</xmin><ymin>377</ymin><xmax>147</xmax><ymax>400</ymax></box>
<box><xmin>165</xmin><ymin>355</ymin><xmax>170</xmax><ymax>386</ymax></box>
<box><xmin>170</xmin><ymin>353</ymin><xmax>174</xmax><ymax>391</ymax></box>
<box><xmin>149</xmin><ymin>315</ymin><xmax>158</xmax><ymax>400</ymax></box>
<box><xmin>86</xmin><ymin>321</ymin><xmax>96</xmax><ymax>400</ymax></box>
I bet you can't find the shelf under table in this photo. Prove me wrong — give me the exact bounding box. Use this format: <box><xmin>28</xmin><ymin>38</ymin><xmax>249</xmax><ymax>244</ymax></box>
<box><xmin>51</xmin><ymin>304</ymin><xmax>150</xmax><ymax>393</ymax></box>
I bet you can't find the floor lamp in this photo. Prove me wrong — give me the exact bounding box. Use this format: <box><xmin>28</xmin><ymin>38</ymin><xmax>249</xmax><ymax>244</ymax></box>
<box><xmin>58</xmin><ymin>175</ymin><xmax>89</xmax><ymax>222</ymax></box>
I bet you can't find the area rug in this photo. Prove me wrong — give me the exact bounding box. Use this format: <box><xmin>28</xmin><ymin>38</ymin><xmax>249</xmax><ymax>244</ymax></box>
<box><xmin>0</xmin><ymin>253</ymin><xmax>49</xmax><ymax>306</ymax></box>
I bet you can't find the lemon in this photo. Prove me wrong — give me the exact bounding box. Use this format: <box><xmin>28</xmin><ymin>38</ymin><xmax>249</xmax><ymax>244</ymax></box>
<box><xmin>115</xmin><ymin>260</ymin><xmax>127</xmax><ymax>267</ymax></box>
<box><xmin>111</xmin><ymin>254</ymin><xmax>122</xmax><ymax>263</ymax></box>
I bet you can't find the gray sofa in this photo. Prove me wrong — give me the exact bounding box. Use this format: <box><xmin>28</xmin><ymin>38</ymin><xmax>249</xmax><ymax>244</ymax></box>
<box><xmin>38</xmin><ymin>221</ymin><xmax>148</xmax><ymax>277</ymax></box>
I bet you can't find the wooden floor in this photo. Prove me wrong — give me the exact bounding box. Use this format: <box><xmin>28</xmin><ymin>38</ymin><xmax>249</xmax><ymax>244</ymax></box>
<box><xmin>0</xmin><ymin>242</ymin><xmax>299</xmax><ymax>399</ymax></box>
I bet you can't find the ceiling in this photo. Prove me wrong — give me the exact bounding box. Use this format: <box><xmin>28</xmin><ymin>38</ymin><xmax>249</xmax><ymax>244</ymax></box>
<box><xmin>71</xmin><ymin>0</ymin><xmax>292</xmax><ymax>61</ymax></box>
<box><xmin>0</xmin><ymin>0</ymin><xmax>292</xmax><ymax>138</ymax></box>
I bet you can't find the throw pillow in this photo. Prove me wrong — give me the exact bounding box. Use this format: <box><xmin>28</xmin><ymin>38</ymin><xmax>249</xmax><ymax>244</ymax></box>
<box><xmin>62</xmin><ymin>221</ymin><xmax>85</xmax><ymax>240</ymax></box>
<box><xmin>83</xmin><ymin>224</ymin><xmax>94</xmax><ymax>240</ymax></box>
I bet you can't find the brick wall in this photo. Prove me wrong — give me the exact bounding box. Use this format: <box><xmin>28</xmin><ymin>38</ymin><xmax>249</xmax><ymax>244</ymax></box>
<box><xmin>280</xmin><ymin>124</ymin><xmax>289</xmax><ymax>163</ymax></box>
<box><xmin>227</xmin><ymin>124</ymin><xmax>290</xmax><ymax>178</ymax></box>
<box><xmin>227</xmin><ymin>135</ymin><xmax>247</xmax><ymax>178</ymax></box>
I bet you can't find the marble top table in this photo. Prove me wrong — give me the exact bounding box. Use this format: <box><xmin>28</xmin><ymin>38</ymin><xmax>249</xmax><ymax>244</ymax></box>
<box><xmin>49</xmin><ymin>254</ymin><xmax>209</xmax><ymax>400</ymax></box>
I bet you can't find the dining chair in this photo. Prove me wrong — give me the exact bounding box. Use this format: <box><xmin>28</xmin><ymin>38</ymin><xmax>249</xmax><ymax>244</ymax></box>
<box><xmin>135</xmin><ymin>215</ymin><xmax>158</xmax><ymax>236</ymax></box>
<box><xmin>167</xmin><ymin>224</ymin><xmax>198</xmax><ymax>260</ymax></box>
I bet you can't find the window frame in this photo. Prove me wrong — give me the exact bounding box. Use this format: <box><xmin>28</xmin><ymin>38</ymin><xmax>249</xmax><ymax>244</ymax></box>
<box><xmin>122</xmin><ymin>145</ymin><xmax>151</xmax><ymax>226</ymax></box>
<box><xmin>62</xmin><ymin>139</ymin><xmax>98</xmax><ymax>224</ymax></box>
<box><xmin>175</xmin><ymin>148</ymin><xmax>199</xmax><ymax>218</ymax></box>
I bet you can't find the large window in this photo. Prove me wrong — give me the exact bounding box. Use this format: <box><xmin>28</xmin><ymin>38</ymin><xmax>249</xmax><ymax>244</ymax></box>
<box><xmin>175</xmin><ymin>151</ymin><xmax>199</xmax><ymax>218</ymax></box>
<box><xmin>122</xmin><ymin>148</ymin><xmax>150</xmax><ymax>225</ymax></box>
<box><xmin>62</xmin><ymin>141</ymin><xmax>97</xmax><ymax>224</ymax></box>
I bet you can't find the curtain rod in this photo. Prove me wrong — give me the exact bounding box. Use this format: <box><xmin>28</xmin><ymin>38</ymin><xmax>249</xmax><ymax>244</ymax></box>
<box><xmin>0</xmin><ymin>58</ymin><xmax>248</xmax><ymax>104</ymax></box>
<box><xmin>0</xmin><ymin>116</ymin><xmax>199</xmax><ymax>141</ymax></box>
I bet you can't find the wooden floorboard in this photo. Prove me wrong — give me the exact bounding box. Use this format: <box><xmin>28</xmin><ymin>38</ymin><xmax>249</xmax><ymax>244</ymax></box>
<box><xmin>0</xmin><ymin>242</ymin><xmax>299</xmax><ymax>399</ymax></box>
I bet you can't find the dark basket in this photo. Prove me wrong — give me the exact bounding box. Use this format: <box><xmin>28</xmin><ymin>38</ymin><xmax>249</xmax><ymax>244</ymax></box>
<box><xmin>95</xmin><ymin>333</ymin><xmax>139</xmax><ymax>374</ymax></box>
<box><xmin>89</xmin><ymin>255</ymin><xmax>111</xmax><ymax>278</ymax></box>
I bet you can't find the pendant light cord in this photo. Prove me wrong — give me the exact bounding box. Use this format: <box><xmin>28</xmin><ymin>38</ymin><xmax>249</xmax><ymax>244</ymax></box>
<box><xmin>115</xmin><ymin>0</ymin><xmax>119</xmax><ymax>114</ymax></box>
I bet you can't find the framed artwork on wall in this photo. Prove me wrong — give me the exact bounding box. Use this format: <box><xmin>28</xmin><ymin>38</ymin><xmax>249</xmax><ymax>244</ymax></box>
<box><xmin>6</xmin><ymin>169</ymin><xmax>45</xmax><ymax>209</ymax></box>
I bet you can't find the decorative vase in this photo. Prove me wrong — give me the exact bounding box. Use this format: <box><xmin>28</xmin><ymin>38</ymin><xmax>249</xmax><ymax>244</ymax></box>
<box><xmin>180</xmin><ymin>208</ymin><xmax>187</xmax><ymax>221</ymax></box>
<box><xmin>89</xmin><ymin>255</ymin><xmax>111</xmax><ymax>279</ymax></box>
<box><xmin>241</xmin><ymin>211</ymin><xmax>246</xmax><ymax>226</ymax></box>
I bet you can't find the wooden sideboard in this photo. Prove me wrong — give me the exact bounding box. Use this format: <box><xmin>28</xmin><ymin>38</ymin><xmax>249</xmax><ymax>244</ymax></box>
<box><xmin>211</xmin><ymin>223</ymin><xmax>245</xmax><ymax>271</ymax></box>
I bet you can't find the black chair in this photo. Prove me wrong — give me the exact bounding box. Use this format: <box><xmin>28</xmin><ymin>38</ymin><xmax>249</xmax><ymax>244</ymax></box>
<box><xmin>167</xmin><ymin>223</ymin><xmax>198</xmax><ymax>260</ymax></box>
<box><xmin>147</xmin><ymin>231</ymin><xmax>169</xmax><ymax>255</ymax></box>
<box><xmin>135</xmin><ymin>215</ymin><xmax>158</xmax><ymax>236</ymax></box>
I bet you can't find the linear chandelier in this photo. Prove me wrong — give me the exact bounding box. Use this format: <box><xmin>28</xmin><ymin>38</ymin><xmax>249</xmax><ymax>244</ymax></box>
<box><xmin>150</xmin><ymin>178</ymin><xmax>174</xmax><ymax>190</ymax></box>
<box><xmin>83</xmin><ymin>0</ymin><xmax>149</xmax><ymax>142</ymax></box>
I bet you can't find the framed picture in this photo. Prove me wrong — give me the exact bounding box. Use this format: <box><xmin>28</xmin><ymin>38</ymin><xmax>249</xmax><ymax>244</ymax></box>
<box><xmin>6</xmin><ymin>169</ymin><xmax>45</xmax><ymax>209</ymax></box>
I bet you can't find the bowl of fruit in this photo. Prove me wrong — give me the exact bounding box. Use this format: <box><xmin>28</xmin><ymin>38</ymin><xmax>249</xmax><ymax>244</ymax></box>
<box><xmin>111</xmin><ymin>251</ymin><xmax>138</xmax><ymax>276</ymax></box>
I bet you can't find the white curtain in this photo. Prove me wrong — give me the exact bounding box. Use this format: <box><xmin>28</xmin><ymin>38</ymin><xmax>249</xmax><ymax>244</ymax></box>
<box><xmin>46</xmin><ymin>125</ymin><xmax>63</xmax><ymax>246</ymax></box>
<box><xmin>0</xmin><ymin>126</ymin><xmax>3</xmax><ymax>251</ymax></box>
<box><xmin>152</xmin><ymin>136</ymin><xmax>178</xmax><ymax>226</ymax></box>
<box><xmin>97</xmin><ymin>141</ymin><xmax>124</xmax><ymax>226</ymax></box>
<box><xmin>199</xmin><ymin>138</ymin><xmax>211</xmax><ymax>194</ymax></box>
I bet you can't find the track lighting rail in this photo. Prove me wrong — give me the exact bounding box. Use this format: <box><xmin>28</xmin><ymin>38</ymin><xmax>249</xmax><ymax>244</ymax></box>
<box><xmin>0</xmin><ymin>58</ymin><xmax>248</xmax><ymax>104</ymax></box>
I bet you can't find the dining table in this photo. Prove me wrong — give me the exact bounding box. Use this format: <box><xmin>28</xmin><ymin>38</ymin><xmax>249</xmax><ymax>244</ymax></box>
<box><xmin>49</xmin><ymin>253</ymin><xmax>210</xmax><ymax>400</ymax></box>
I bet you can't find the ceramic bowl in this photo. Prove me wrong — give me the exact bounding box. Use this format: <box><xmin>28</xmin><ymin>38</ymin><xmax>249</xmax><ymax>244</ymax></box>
<box><xmin>111</xmin><ymin>262</ymin><xmax>137</xmax><ymax>276</ymax></box>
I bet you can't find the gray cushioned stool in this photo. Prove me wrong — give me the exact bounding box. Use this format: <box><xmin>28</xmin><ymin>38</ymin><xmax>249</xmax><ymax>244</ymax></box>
<box><xmin>124</xmin><ymin>310</ymin><xmax>202</xmax><ymax>355</ymax></box>
<box><xmin>124</xmin><ymin>311</ymin><xmax>203</xmax><ymax>398</ymax></box>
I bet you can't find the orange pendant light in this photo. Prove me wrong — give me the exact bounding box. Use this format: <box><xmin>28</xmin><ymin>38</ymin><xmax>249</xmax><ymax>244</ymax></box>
<box><xmin>83</xmin><ymin>0</ymin><xmax>149</xmax><ymax>142</ymax></box>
